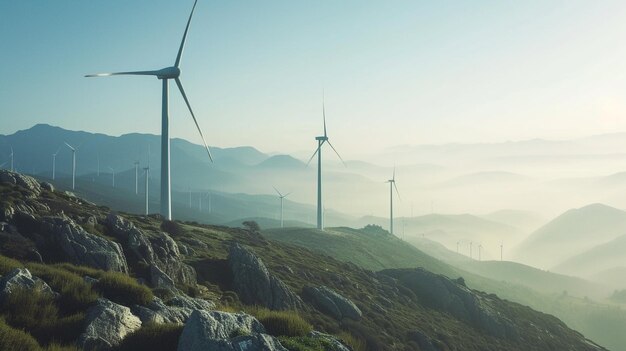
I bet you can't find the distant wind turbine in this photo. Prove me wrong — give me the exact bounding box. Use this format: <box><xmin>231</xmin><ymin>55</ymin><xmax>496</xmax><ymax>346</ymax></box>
<box><xmin>9</xmin><ymin>147</ymin><xmax>14</xmax><ymax>172</ymax></box>
<box><xmin>456</xmin><ymin>241</ymin><xmax>460</xmax><ymax>254</ymax></box>
<box><xmin>387</xmin><ymin>167</ymin><xmax>401</xmax><ymax>235</ymax></box>
<box><xmin>52</xmin><ymin>147</ymin><xmax>61</xmax><ymax>180</ymax></box>
<box><xmin>109</xmin><ymin>167</ymin><xmax>116</xmax><ymax>188</ymax></box>
<box><xmin>273</xmin><ymin>186</ymin><xmax>291</xmax><ymax>228</ymax></box>
<box><xmin>469</xmin><ymin>241</ymin><xmax>473</xmax><ymax>259</ymax></box>
<box><xmin>85</xmin><ymin>0</ymin><xmax>212</xmax><ymax>220</ymax></box>
<box><xmin>143</xmin><ymin>166</ymin><xmax>150</xmax><ymax>215</ymax></box>
<box><xmin>64</xmin><ymin>142</ymin><xmax>76</xmax><ymax>190</ymax></box>
<box><xmin>306</xmin><ymin>94</ymin><xmax>345</xmax><ymax>230</ymax></box>
<box><xmin>207</xmin><ymin>193</ymin><xmax>212</xmax><ymax>214</ymax></box>
<box><xmin>134</xmin><ymin>161</ymin><xmax>140</xmax><ymax>195</ymax></box>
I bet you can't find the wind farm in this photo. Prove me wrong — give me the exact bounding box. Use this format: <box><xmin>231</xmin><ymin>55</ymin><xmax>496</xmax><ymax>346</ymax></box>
<box><xmin>2</xmin><ymin>1</ymin><xmax>626</xmax><ymax>350</ymax></box>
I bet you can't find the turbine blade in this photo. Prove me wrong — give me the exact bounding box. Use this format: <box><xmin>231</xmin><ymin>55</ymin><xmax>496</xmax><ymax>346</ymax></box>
<box><xmin>326</xmin><ymin>140</ymin><xmax>346</xmax><ymax>166</ymax></box>
<box><xmin>64</xmin><ymin>142</ymin><xmax>75</xmax><ymax>151</ymax></box>
<box><xmin>283</xmin><ymin>192</ymin><xmax>291</xmax><ymax>197</ymax></box>
<box><xmin>393</xmin><ymin>166</ymin><xmax>396</xmax><ymax>181</ymax></box>
<box><xmin>306</xmin><ymin>142</ymin><xmax>324</xmax><ymax>167</ymax></box>
<box><xmin>175</xmin><ymin>0</ymin><xmax>199</xmax><ymax>67</ymax></box>
<box><xmin>393</xmin><ymin>181</ymin><xmax>401</xmax><ymax>200</ymax></box>
<box><xmin>272</xmin><ymin>186</ymin><xmax>283</xmax><ymax>197</ymax></box>
<box><xmin>175</xmin><ymin>78</ymin><xmax>213</xmax><ymax>162</ymax></box>
<box><xmin>323</xmin><ymin>95</ymin><xmax>327</xmax><ymax>137</ymax></box>
<box><xmin>85</xmin><ymin>70</ymin><xmax>160</xmax><ymax>78</ymax></box>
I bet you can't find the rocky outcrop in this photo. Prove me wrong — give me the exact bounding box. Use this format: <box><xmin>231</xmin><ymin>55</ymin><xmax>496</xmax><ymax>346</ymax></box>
<box><xmin>228</xmin><ymin>243</ymin><xmax>303</xmax><ymax>311</ymax></box>
<box><xmin>303</xmin><ymin>286</ymin><xmax>362</xmax><ymax>321</ymax></box>
<box><xmin>132</xmin><ymin>297</ymin><xmax>193</xmax><ymax>325</ymax></box>
<box><xmin>407</xmin><ymin>330</ymin><xmax>439</xmax><ymax>351</ymax></box>
<box><xmin>381</xmin><ymin>268</ymin><xmax>517</xmax><ymax>339</ymax></box>
<box><xmin>168</xmin><ymin>294</ymin><xmax>216</xmax><ymax>311</ymax></box>
<box><xmin>105</xmin><ymin>213</ymin><xmax>196</xmax><ymax>287</ymax></box>
<box><xmin>42</xmin><ymin>216</ymin><xmax>128</xmax><ymax>273</ymax></box>
<box><xmin>308</xmin><ymin>331</ymin><xmax>351</xmax><ymax>351</ymax></box>
<box><xmin>177</xmin><ymin>310</ymin><xmax>287</xmax><ymax>351</ymax></box>
<box><xmin>0</xmin><ymin>268</ymin><xmax>55</xmax><ymax>300</ymax></box>
<box><xmin>78</xmin><ymin>298</ymin><xmax>142</xmax><ymax>350</ymax></box>
<box><xmin>0</xmin><ymin>171</ymin><xmax>42</xmax><ymax>197</ymax></box>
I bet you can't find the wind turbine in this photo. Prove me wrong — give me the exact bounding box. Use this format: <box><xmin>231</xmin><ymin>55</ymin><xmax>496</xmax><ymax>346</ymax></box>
<box><xmin>306</xmin><ymin>95</ymin><xmax>345</xmax><ymax>230</ymax></box>
<box><xmin>9</xmin><ymin>147</ymin><xmax>14</xmax><ymax>172</ymax></box>
<box><xmin>51</xmin><ymin>147</ymin><xmax>61</xmax><ymax>180</ymax></box>
<box><xmin>109</xmin><ymin>167</ymin><xmax>116</xmax><ymax>188</ymax></box>
<box><xmin>64</xmin><ymin>142</ymin><xmax>76</xmax><ymax>190</ymax></box>
<box><xmin>134</xmin><ymin>161</ymin><xmax>140</xmax><ymax>195</ymax></box>
<box><xmin>143</xmin><ymin>166</ymin><xmax>150</xmax><ymax>215</ymax></box>
<box><xmin>469</xmin><ymin>241</ymin><xmax>473</xmax><ymax>259</ymax></box>
<box><xmin>85</xmin><ymin>0</ymin><xmax>212</xmax><ymax>220</ymax></box>
<box><xmin>456</xmin><ymin>241</ymin><xmax>460</xmax><ymax>254</ymax></box>
<box><xmin>387</xmin><ymin>167</ymin><xmax>400</xmax><ymax>235</ymax></box>
<box><xmin>273</xmin><ymin>186</ymin><xmax>291</xmax><ymax>228</ymax></box>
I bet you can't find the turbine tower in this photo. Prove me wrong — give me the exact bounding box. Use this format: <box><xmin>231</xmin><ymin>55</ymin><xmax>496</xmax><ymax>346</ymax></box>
<box><xmin>469</xmin><ymin>241</ymin><xmax>473</xmax><ymax>259</ymax></box>
<box><xmin>9</xmin><ymin>147</ymin><xmax>14</xmax><ymax>172</ymax></box>
<box><xmin>387</xmin><ymin>167</ymin><xmax>400</xmax><ymax>235</ymax></box>
<box><xmin>143</xmin><ymin>166</ymin><xmax>150</xmax><ymax>215</ymax></box>
<box><xmin>64</xmin><ymin>142</ymin><xmax>76</xmax><ymax>190</ymax></box>
<box><xmin>109</xmin><ymin>167</ymin><xmax>116</xmax><ymax>187</ymax></box>
<box><xmin>52</xmin><ymin>147</ymin><xmax>61</xmax><ymax>180</ymax></box>
<box><xmin>306</xmin><ymin>95</ymin><xmax>345</xmax><ymax>230</ymax></box>
<box><xmin>273</xmin><ymin>186</ymin><xmax>291</xmax><ymax>228</ymax></box>
<box><xmin>134</xmin><ymin>161</ymin><xmax>140</xmax><ymax>195</ymax></box>
<box><xmin>85</xmin><ymin>0</ymin><xmax>213</xmax><ymax>220</ymax></box>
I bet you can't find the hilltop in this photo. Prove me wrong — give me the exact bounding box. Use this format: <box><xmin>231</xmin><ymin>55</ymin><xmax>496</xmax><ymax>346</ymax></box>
<box><xmin>0</xmin><ymin>170</ymin><xmax>608</xmax><ymax>351</ymax></box>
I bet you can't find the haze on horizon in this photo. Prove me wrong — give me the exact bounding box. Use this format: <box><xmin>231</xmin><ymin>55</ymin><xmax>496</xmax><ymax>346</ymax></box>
<box><xmin>3</xmin><ymin>0</ymin><xmax>626</xmax><ymax>158</ymax></box>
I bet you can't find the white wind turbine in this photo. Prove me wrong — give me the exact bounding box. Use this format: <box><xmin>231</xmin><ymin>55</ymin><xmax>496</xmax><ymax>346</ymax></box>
<box><xmin>306</xmin><ymin>95</ymin><xmax>345</xmax><ymax>230</ymax></box>
<box><xmin>134</xmin><ymin>161</ymin><xmax>140</xmax><ymax>195</ymax></box>
<box><xmin>387</xmin><ymin>167</ymin><xmax>400</xmax><ymax>235</ymax></box>
<box><xmin>109</xmin><ymin>167</ymin><xmax>116</xmax><ymax>188</ymax></box>
<box><xmin>64</xmin><ymin>142</ymin><xmax>77</xmax><ymax>190</ymax></box>
<box><xmin>273</xmin><ymin>186</ymin><xmax>291</xmax><ymax>228</ymax></box>
<box><xmin>143</xmin><ymin>166</ymin><xmax>150</xmax><ymax>215</ymax></box>
<box><xmin>52</xmin><ymin>147</ymin><xmax>61</xmax><ymax>180</ymax></box>
<box><xmin>85</xmin><ymin>0</ymin><xmax>212</xmax><ymax>220</ymax></box>
<box><xmin>9</xmin><ymin>147</ymin><xmax>14</xmax><ymax>172</ymax></box>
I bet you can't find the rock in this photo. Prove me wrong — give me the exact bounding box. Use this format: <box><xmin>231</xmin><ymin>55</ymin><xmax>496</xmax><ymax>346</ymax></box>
<box><xmin>308</xmin><ymin>331</ymin><xmax>351</xmax><ymax>351</ymax></box>
<box><xmin>41</xmin><ymin>215</ymin><xmax>129</xmax><ymax>273</ymax></box>
<box><xmin>0</xmin><ymin>171</ymin><xmax>41</xmax><ymax>197</ymax></box>
<box><xmin>407</xmin><ymin>330</ymin><xmax>438</xmax><ymax>351</ymax></box>
<box><xmin>0</xmin><ymin>268</ymin><xmax>55</xmax><ymax>300</ymax></box>
<box><xmin>105</xmin><ymin>213</ymin><xmax>197</xmax><ymax>287</ymax></box>
<box><xmin>78</xmin><ymin>298</ymin><xmax>142</xmax><ymax>350</ymax></box>
<box><xmin>228</xmin><ymin>243</ymin><xmax>304</xmax><ymax>310</ymax></box>
<box><xmin>177</xmin><ymin>310</ymin><xmax>287</xmax><ymax>351</ymax></box>
<box><xmin>132</xmin><ymin>297</ymin><xmax>192</xmax><ymax>324</ymax></box>
<box><xmin>83</xmin><ymin>276</ymin><xmax>99</xmax><ymax>284</ymax></box>
<box><xmin>303</xmin><ymin>286</ymin><xmax>362</xmax><ymax>321</ymax></box>
<box><xmin>150</xmin><ymin>265</ymin><xmax>176</xmax><ymax>290</ymax></box>
<box><xmin>168</xmin><ymin>294</ymin><xmax>216</xmax><ymax>311</ymax></box>
<box><xmin>381</xmin><ymin>268</ymin><xmax>517</xmax><ymax>339</ymax></box>
<box><xmin>40</xmin><ymin>182</ymin><xmax>54</xmax><ymax>192</ymax></box>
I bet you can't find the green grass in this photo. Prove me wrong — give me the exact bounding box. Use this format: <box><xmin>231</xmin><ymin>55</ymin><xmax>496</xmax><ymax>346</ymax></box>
<box><xmin>93</xmin><ymin>271</ymin><xmax>153</xmax><ymax>306</ymax></box>
<box><xmin>246</xmin><ymin>307</ymin><xmax>312</xmax><ymax>337</ymax></box>
<box><xmin>114</xmin><ymin>323</ymin><xmax>183</xmax><ymax>351</ymax></box>
<box><xmin>0</xmin><ymin>318</ymin><xmax>41</xmax><ymax>351</ymax></box>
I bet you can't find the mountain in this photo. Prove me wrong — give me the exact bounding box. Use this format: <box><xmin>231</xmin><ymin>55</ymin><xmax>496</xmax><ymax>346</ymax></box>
<box><xmin>513</xmin><ymin>203</ymin><xmax>626</xmax><ymax>269</ymax></box>
<box><xmin>481</xmin><ymin>209</ymin><xmax>546</xmax><ymax>234</ymax></box>
<box><xmin>255</xmin><ymin>155</ymin><xmax>304</xmax><ymax>169</ymax></box>
<box><xmin>0</xmin><ymin>169</ymin><xmax>609</xmax><ymax>351</ymax></box>
<box><xmin>437</xmin><ymin>171</ymin><xmax>531</xmax><ymax>188</ymax></box>
<box><xmin>553</xmin><ymin>234</ymin><xmax>626</xmax><ymax>281</ymax></box>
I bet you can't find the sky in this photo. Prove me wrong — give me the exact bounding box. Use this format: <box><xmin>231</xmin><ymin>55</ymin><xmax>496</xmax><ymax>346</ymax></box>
<box><xmin>2</xmin><ymin>0</ymin><xmax>626</xmax><ymax>159</ymax></box>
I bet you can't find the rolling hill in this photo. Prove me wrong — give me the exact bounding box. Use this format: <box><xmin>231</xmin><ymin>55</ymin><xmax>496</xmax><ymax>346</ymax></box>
<box><xmin>553</xmin><ymin>234</ymin><xmax>626</xmax><ymax>281</ymax></box>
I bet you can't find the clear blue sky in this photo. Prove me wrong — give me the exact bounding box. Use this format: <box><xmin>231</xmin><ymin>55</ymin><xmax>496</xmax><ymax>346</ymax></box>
<box><xmin>2</xmin><ymin>0</ymin><xmax>626</xmax><ymax>157</ymax></box>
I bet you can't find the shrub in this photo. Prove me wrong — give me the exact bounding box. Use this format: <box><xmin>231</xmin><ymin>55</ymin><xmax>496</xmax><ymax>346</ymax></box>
<box><xmin>246</xmin><ymin>307</ymin><xmax>312</xmax><ymax>337</ymax></box>
<box><xmin>27</xmin><ymin>263</ymin><xmax>99</xmax><ymax>313</ymax></box>
<box><xmin>161</xmin><ymin>220</ymin><xmax>184</xmax><ymax>237</ymax></box>
<box><xmin>32</xmin><ymin>313</ymin><xmax>85</xmax><ymax>345</ymax></box>
<box><xmin>115</xmin><ymin>323</ymin><xmax>183</xmax><ymax>351</ymax></box>
<box><xmin>94</xmin><ymin>272</ymin><xmax>153</xmax><ymax>306</ymax></box>
<box><xmin>0</xmin><ymin>318</ymin><xmax>40</xmax><ymax>351</ymax></box>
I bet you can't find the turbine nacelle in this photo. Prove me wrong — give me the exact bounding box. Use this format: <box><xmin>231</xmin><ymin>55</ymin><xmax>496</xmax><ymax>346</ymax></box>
<box><xmin>156</xmin><ymin>66</ymin><xmax>181</xmax><ymax>79</ymax></box>
<box><xmin>315</xmin><ymin>136</ymin><xmax>328</xmax><ymax>141</ymax></box>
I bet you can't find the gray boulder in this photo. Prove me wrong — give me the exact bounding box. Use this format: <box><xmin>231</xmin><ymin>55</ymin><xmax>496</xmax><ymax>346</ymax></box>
<box><xmin>0</xmin><ymin>268</ymin><xmax>55</xmax><ymax>300</ymax></box>
<box><xmin>0</xmin><ymin>171</ymin><xmax>41</xmax><ymax>197</ymax></box>
<box><xmin>303</xmin><ymin>286</ymin><xmax>362</xmax><ymax>321</ymax></box>
<box><xmin>40</xmin><ymin>182</ymin><xmax>54</xmax><ymax>192</ymax></box>
<box><xmin>150</xmin><ymin>232</ymin><xmax>197</xmax><ymax>286</ymax></box>
<box><xmin>150</xmin><ymin>264</ymin><xmax>176</xmax><ymax>290</ymax></box>
<box><xmin>228</xmin><ymin>243</ymin><xmax>303</xmax><ymax>310</ymax></box>
<box><xmin>42</xmin><ymin>216</ymin><xmax>128</xmax><ymax>273</ymax></box>
<box><xmin>132</xmin><ymin>297</ymin><xmax>192</xmax><ymax>324</ymax></box>
<box><xmin>177</xmin><ymin>310</ymin><xmax>287</xmax><ymax>351</ymax></box>
<box><xmin>168</xmin><ymin>294</ymin><xmax>216</xmax><ymax>311</ymax></box>
<box><xmin>78</xmin><ymin>298</ymin><xmax>142</xmax><ymax>350</ymax></box>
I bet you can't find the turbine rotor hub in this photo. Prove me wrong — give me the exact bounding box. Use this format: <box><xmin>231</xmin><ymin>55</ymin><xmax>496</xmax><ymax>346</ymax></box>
<box><xmin>156</xmin><ymin>66</ymin><xmax>181</xmax><ymax>79</ymax></box>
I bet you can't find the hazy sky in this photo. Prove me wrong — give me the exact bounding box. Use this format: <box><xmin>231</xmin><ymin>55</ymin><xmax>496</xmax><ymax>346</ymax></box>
<box><xmin>2</xmin><ymin>0</ymin><xmax>626</xmax><ymax>158</ymax></box>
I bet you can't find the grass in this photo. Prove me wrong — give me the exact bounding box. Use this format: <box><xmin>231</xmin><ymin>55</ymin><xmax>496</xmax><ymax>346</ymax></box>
<box><xmin>27</xmin><ymin>263</ymin><xmax>99</xmax><ymax>313</ymax></box>
<box><xmin>0</xmin><ymin>318</ymin><xmax>41</xmax><ymax>351</ymax></box>
<box><xmin>337</xmin><ymin>331</ymin><xmax>367</xmax><ymax>351</ymax></box>
<box><xmin>245</xmin><ymin>306</ymin><xmax>312</xmax><ymax>337</ymax></box>
<box><xmin>93</xmin><ymin>271</ymin><xmax>153</xmax><ymax>306</ymax></box>
<box><xmin>114</xmin><ymin>323</ymin><xmax>183</xmax><ymax>351</ymax></box>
